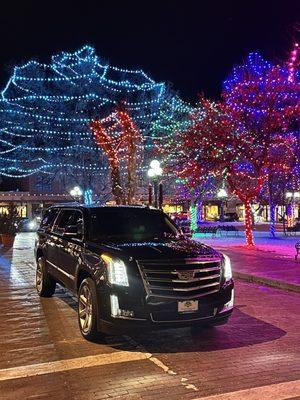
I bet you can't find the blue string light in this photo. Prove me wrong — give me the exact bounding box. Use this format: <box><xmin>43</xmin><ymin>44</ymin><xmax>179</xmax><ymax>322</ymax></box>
<box><xmin>0</xmin><ymin>45</ymin><xmax>191</xmax><ymax>178</ymax></box>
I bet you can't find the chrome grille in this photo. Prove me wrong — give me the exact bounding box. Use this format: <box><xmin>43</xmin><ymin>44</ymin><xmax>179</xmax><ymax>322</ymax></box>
<box><xmin>138</xmin><ymin>257</ymin><xmax>222</xmax><ymax>300</ymax></box>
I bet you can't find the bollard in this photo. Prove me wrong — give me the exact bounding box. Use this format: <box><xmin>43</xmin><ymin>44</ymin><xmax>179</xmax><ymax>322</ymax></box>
<box><xmin>295</xmin><ymin>242</ymin><xmax>300</xmax><ymax>260</ymax></box>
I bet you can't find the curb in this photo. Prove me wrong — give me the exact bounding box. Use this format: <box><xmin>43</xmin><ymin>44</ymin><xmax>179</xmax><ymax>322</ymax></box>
<box><xmin>233</xmin><ymin>271</ymin><xmax>300</xmax><ymax>294</ymax></box>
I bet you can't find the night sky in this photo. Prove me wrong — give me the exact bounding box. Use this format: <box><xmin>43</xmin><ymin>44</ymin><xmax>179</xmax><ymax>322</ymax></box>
<box><xmin>0</xmin><ymin>0</ymin><xmax>299</xmax><ymax>102</ymax></box>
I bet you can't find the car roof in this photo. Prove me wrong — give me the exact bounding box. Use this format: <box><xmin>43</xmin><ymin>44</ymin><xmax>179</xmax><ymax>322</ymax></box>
<box><xmin>48</xmin><ymin>203</ymin><xmax>159</xmax><ymax>211</ymax></box>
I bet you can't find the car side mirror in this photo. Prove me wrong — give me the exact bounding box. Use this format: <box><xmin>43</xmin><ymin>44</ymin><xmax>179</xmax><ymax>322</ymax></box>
<box><xmin>179</xmin><ymin>230</ymin><xmax>186</xmax><ymax>240</ymax></box>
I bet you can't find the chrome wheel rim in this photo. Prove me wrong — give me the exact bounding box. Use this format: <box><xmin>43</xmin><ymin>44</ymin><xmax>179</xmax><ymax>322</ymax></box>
<box><xmin>79</xmin><ymin>284</ymin><xmax>93</xmax><ymax>333</ymax></box>
<box><xmin>36</xmin><ymin>259</ymin><xmax>43</xmax><ymax>292</ymax></box>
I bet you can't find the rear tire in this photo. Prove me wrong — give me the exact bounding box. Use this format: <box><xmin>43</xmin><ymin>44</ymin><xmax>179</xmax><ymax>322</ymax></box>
<box><xmin>78</xmin><ymin>278</ymin><xmax>101</xmax><ymax>342</ymax></box>
<box><xmin>36</xmin><ymin>257</ymin><xmax>56</xmax><ymax>297</ymax></box>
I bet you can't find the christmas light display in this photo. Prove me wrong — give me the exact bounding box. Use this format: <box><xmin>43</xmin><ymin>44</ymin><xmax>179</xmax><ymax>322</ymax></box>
<box><xmin>170</xmin><ymin>96</ymin><xmax>265</xmax><ymax>246</ymax></box>
<box><xmin>0</xmin><ymin>45</ymin><xmax>190</xmax><ymax>190</ymax></box>
<box><xmin>190</xmin><ymin>204</ymin><xmax>197</xmax><ymax>233</ymax></box>
<box><xmin>115</xmin><ymin>106</ymin><xmax>143</xmax><ymax>204</ymax></box>
<box><xmin>90</xmin><ymin>115</ymin><xmax>124</xmax><ymax>204</ymax></box>
<box><xmin>288</xmin><ymin>42</ymin><xmax>299</xmax><ymax>82</ymax></box>
<box><xmin>90</xmin><ymin>106</ymin><xmax>143</xmax><ymax>204</ymax></box>
<box><xmin>223</xmin><ymin>51</ymin><xmax>299</xmax><ymax>238</ymax></box>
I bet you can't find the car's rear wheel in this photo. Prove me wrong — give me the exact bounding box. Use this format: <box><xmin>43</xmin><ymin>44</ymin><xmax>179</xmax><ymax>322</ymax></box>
<box><xmin>78</xmin><ymin>278</ymin><xmax>100</xmax><ymax>342</ymax></box>
<box><xmin>36</xmin><ymin>257</ymin><xmax>56</xmax><ymax>297</ymax></box>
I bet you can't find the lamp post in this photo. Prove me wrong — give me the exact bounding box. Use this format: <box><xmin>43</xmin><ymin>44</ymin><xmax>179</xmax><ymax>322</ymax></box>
<box><xmin>147</xmin><ymin>160</ymin><xmax>163</xmax><ymax>209</ymax></box>
<box><xmin>217</xmin><ymin>188</ymin><xmax>228</xmax><ymax>222</ymax></box>
<box><xmin>70</xmin><ymin>186</ymin><xmax>83</xmax><ymax>203</ymax></box>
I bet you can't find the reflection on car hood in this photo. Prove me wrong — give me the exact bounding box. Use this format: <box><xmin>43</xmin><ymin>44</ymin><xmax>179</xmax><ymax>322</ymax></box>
<box><xmin>92</xmin><ymin>239</ymin><xmax>221</xmax><ymax>260</ymax></box>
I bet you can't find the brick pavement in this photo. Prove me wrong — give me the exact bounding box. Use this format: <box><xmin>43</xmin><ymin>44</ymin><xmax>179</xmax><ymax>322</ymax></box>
<box><xmin>220</xmin><ymin>247</ymin><xmax>300</xmax><ymax>293</ymax></box>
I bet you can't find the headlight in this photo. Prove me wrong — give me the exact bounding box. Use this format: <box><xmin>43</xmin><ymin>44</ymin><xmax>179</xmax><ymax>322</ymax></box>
<box><xmin>29</xmin><ymin>221</ymin><xmax>37</xmax><ymax>229</ymax></box>
<box><xmin>101</xmin><ymin>254</ymin><xmax>129</xmax><ymax>286</ymax></box>
<box><xmin>222</xmin><ymin>254</ymin><xmax>232</xmax><ymax>280</ymax></box>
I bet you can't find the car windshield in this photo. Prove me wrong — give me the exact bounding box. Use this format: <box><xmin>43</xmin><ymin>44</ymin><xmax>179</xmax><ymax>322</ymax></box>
<box><xmin>89</xmin><ymin>208</ymin><xmax>180</xmax><ymax>242</ymax></box>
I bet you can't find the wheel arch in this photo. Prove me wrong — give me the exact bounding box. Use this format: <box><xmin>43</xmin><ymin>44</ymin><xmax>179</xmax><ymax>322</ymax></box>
<box><xmin>76</xmin><ymin>268</ymin><xmax>93</xmax><ymax>292</ymax></box>
<box><xmin>36</xmin><ymin>248</ymin><xmax>44</xmax><ymax>262</ymax></box>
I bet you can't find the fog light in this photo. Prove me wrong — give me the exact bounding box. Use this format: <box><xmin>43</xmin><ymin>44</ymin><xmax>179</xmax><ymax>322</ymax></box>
<box><xmin>120</xmin><ymin>309</ymin><xmax>134</xmax><ymax>318</ymax></box>
<box><xmin>110</xmin><ymin>294</ymin><xmax>120</xmax><ymax>317</ymax></box>
<box><xmin>110</xmin><ymin>295</ymin><xmax>134</xmax><ymax>318</ymax></box>
<box><xmin>221</xmin><ymin>289</ymin><xmax>234</xmax><ymax>313</ymax></box>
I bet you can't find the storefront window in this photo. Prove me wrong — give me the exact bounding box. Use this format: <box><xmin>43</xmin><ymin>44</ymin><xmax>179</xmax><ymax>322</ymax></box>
<box><xmin>163</xmin><ymin>204</ymin><xmax>183</xmax><ymax>214</ymax></box>
<box><xmin>205</xmin><ymin>205</ymin><xmax>219</xmax><ymax>221</ymax></box>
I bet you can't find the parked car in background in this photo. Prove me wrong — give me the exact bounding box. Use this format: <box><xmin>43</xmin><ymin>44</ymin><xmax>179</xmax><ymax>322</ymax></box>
<box><xmin>35</xmin><ymin>204</ymin><xmax>234</xmax><ymax>341</ymax></box>
<box><xmin>222</xmin><ymin>212</ymin><xmax>239</xmax><ymax>222</ymax></box>
<box><xmin>18</xmin><ymin>217</ymin><xmax>39</xmax><ymax>232</ymax></box>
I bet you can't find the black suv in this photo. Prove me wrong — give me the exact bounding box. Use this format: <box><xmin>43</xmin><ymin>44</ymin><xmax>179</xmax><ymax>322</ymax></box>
<box><xmin>35</xmin><ymin>204</ymin><xmax>234</xmax><ymax>341</ymax></box>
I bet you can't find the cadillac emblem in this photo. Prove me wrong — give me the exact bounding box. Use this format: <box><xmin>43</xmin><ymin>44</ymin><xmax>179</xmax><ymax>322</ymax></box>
<box><xmin>177</xmin><ymin>271</ymin><xmax>195</xmax><ymax>280</ymax></box>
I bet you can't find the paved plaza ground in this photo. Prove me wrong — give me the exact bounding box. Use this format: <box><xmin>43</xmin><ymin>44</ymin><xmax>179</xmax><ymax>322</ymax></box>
<box><xmin>194</xmin><ymin>232</ymin><xmax>300</xmax><ymax>292</ymax></box>
<box><xmin>0</xmin><ymin>233</ymin><xmax>299</xmax><ymax>399</ymax></box>
<box><xmin>194</xmin><ymin>228</ymin><xmax>300</xmax><ymax>258</ymax></box>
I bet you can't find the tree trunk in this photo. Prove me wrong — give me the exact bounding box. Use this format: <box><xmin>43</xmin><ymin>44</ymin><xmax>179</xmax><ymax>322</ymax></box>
<box><xmin>83</xmin><ymin>189</ymin><xmax>93</xmax><ymax>205</ymax></box>
<box><xmin>286</xmin><ymin>203</ymin><xmax>293</xmax><ymax>227</ymax></box>
<box><xmin>190</xmin><ymin>200</ymin><xmax>197</xmax><ymax>233</ymax></box>
<box><xmin>269</xmin><ymin>202</ymin><xmax>276</xmax><ymax>238</ymax></box>
<box><xmin>111</xmin><ymin>165</ymin><xmax>124</xmax><ymax>205</ymax></box>
<box><xmin>196</xmin><ymin>200</ymin><xmax>202</xmax><ymax>225</ymax></box>
<box><xmin>127</xmin><ymin>134</ymin><xmax>137</xmax><ymax>204</ymax></box>
<box><xmin>244</xmin><ymin>200</ymin><xmax>255</xmax><ymax>246</ymax></box>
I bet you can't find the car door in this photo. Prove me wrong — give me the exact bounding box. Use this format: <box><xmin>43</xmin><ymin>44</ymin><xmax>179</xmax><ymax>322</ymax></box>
<box><xmin>53</xmin><ymin>209</ymin><xmax>84</xmax><ymax>291</ymax></box>
<box><xmin>38</xmin><ymin>208</ymin><xmax>61</xmax><ymax>268</ymax></box>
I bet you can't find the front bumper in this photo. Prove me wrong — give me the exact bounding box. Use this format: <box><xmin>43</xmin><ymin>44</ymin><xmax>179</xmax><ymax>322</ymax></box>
<box><xmin>96</xmin><ymin>280</ymin><xmax>234</xmax><ymax>334</ymax></box>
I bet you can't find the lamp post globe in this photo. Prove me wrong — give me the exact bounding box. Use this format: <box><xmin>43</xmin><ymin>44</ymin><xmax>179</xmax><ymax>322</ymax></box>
<box><xmin>70</xmin><ymin>186</ymin><xmax>83</xmax><ymax>202</ymax></box>
<box><xmin>147</xmin><ymin>160</ymin><xmax>163</xmax><ymax>209</ymax></box>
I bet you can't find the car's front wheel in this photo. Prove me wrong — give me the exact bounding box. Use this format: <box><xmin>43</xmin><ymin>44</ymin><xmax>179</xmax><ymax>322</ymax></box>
<box><xmin>78</xmin><ymin>278</ymin><xmax>100</xmax><ymax>341</ymax></box>
<box><xmin>36</xmin><ymin>257</ymin><xmax>56</xmax><ymax>297</ymax></box>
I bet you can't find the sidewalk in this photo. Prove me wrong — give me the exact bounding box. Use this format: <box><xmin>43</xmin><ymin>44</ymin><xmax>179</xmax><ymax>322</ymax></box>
<box><xmin>194</xmin><ymin>233</ymin><xmax>300</xmax><ymax>293</ymax></box>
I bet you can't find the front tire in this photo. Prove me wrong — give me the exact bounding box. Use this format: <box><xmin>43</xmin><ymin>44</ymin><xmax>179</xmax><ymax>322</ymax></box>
<box><xmin>36</xmin><ymin>257</ymin><xmax>56</xmax><ymax>297</ymax></box>
<box><xmin>78</xmin><ymin>278</ymin><xmax>100</xmax><ymax>342</ymax></box>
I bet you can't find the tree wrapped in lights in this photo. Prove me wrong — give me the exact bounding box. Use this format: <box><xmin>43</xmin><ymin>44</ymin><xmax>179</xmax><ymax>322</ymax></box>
<box><xmin>258</xmin><ymin>133</ymin><xmax>299</xmax><ymax>235</ymax></box>
<box><xmin>223</xmin><ymin>52</ymin><xmax>299</xmax><ymax>237</ymax></box>
<box><xmin>90</xmin><ymin>106</ymin><xmax>143</xmax><ymax>205</ymax></box>
<box><xmin>0</xmin><ymin>45</ymin><xmax>184</xmax><ymax>201</ymax></box>
<box><xmin>90</xmin><ymin>117</ymin><xmax>124</xmax><ymax>205</ymax></box>
<box><xmin>115</xmin><ymin>105</ymin><xmax>144</xmax><ymax>204</ymax></box>
<box><xmin>156</xmin><ymin>102</ymin><xmax>209</xmax><ymax>226</ymax></box>
<box><xmin>175</xmin><ymin>96</ymin><xmax>268</xmax><ymax>246</ymax></box>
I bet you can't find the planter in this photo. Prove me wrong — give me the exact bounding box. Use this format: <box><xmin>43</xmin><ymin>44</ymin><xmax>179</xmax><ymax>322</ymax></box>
<box><xmin>1</xmin><ymin>234</ymin><xmax>16</xmax><ymax>248</ymax></box>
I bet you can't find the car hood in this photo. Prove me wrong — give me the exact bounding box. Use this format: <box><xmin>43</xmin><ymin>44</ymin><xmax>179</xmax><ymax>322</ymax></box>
<box><xmin>89</xmin><ymin>238</ymin><xmax>221</xmax><ymax>261</ymax></box>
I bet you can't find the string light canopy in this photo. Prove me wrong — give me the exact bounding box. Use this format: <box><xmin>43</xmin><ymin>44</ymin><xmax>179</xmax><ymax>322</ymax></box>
<box><xmin>0</xmin><ymin>45</ymin><xmax>191</xmax><ymax>179</ymax></box>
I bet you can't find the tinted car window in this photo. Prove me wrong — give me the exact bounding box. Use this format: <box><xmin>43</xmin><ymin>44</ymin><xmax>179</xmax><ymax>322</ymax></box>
<box><xmin>53</xmin><ymin>210</ymin><xmax>83</xmax><ymax>235</ymax></box>
<box><xmin>90</xmin><ymin>208</ymin><xmax>179</xmax><ymax>242</ymax></box>
<box><xmin>40</xmin><ymin>209</ymin><xmax>59</xmax><ymax>229</ymax></box>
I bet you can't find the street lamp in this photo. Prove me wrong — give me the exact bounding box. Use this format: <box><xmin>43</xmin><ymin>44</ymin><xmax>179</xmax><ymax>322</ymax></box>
<box><xmin>217</xmin><ymin>187</ymin><xmax>228</xmax><ymax>222</ymax></box>
<box><xmin>70</xmin><ymin>186</ymin><xmax>83</xmax><ymax>202</ymax></box>
<box><xmin>147</xmin><ymin>160</ymin><xmax>163</xmax><ymax>209</ymax></box>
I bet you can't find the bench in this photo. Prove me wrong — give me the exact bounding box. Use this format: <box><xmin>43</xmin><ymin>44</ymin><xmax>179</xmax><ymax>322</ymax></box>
<box><xmin>217</xmin><ymin>225</ymin><xmax>239</xmax><ymax>237</ymax></box>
